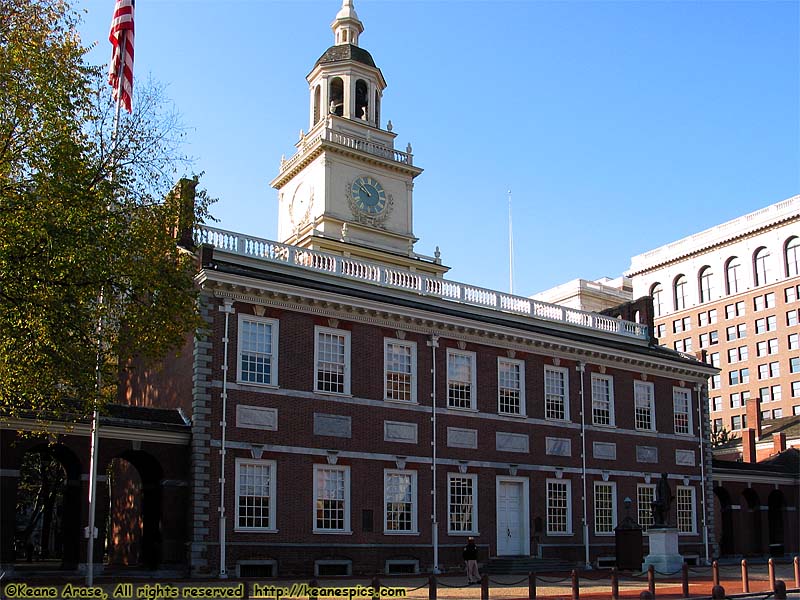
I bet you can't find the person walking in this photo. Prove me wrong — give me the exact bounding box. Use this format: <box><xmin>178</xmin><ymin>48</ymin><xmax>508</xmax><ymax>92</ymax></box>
<box><xmin>463</xmin><ymin>536</ymin><xmax>480</xmax><ymax>584</ymax></box>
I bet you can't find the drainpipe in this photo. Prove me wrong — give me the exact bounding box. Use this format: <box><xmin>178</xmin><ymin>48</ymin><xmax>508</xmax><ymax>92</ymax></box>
<box><xmin>577</xmin><ymin>361</ymin><xmax>591</xmax><ymax>569</ymax></box>
<box><xmin>218</xmin><ymin>299</ymin><xmax>234</xmax><ymax>578</ymax></box>
<box><xmin>427</xmin><ymin>335</ymin><xmax>440</xmax><ymax>574</ymax></box>
<box><xmin>695</xmin><ymin>383</ymin><xmax>710</xmax><ymax>564</ymax></box>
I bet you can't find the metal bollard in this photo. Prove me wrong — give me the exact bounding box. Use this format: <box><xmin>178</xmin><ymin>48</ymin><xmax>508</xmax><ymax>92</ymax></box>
<box><xmin>611</xmin><ymin>567</ymin><xmax>619</xmax><ymax>600</ymax></box>
<box><xmin>481</xmin><ymin>573</ymin><xmax>489</xmax><ymax>600</ymax></box>
<box><xmin>711</xmin><ymin>560</ymin><xmax>719</xmax><ymax>587</ymax></box>
<box><xmin>795</xmin><ymin>555</ymin><xmax>800</xmax><ymax>589</ymax></box>
<box><xmin>710</xmin><ymin>584</ymin><xmax>725</xmax><ymax>600</ymax></box>
<box><xmin>647</xmin><ymin>564</ymin><xmax>655</xmax><ymax>596</ymax></box>
<box><xmin>372</xmin><ymin>576</ymin><xmax>381</xmax><ymax>600</ymax></box>
<box><xmin>428</xmin><ymin>574</ymin><xmax>437</xmax><ymax>600</ymax></box>
<box><xmin>571</xmin><ymin>569</ymin><xmax>580</xmax><ymax>600</ymax></box>
<box><xmin>769</xmin><ymin>557</ymin><xmax>777</xmax><ymax>591</ymax></box>
<box><xmin>681</xmin><ymin>562</ymin><xmax>689</xmax><ymax>598</ymax></box>
<box><xmin>639</xmin><ymin>592</ymin><xmax>653</xmax><ymax>600</ymax></box>
<box><xmin>774</xmin><ymin>580</ymin><xmax>787</xmax><ymax>600</ymax></box>
<box><xmin>741</xmin><ymin>558</ymin><xmax>749</xmax><ymax>593</ymax></box>
<box><xmin>528</xmin><ymin>572</ymin><xmax>536</xmax><ymax>600</ymax></box>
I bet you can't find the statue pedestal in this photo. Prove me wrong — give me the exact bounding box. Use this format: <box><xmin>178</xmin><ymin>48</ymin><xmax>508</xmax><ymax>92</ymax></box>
<box><xmin>642</xmin><ymin>527</ymin><xmax>683</xmax><ymax>575</ymax></box>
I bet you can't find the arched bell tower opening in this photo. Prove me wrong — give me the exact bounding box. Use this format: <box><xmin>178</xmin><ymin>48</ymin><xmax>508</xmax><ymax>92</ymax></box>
<box><xmin>374</xmin><ymin>89</ymin><xmax>381</xmax><ymax>128</ymax></box>
<box><xmin>329</xmin><ymin>78</ymin><xmax>344</xmax><ymax>117</ymax></box>
<box><xmin>355</xmin><ymin>79</ymin><xmax>368</xmax><ymax>121</ymax></box>
<box><xmin>313</xmin><ymin>85</ymin><xmax>321</xmax><ymax>126</ymax></box>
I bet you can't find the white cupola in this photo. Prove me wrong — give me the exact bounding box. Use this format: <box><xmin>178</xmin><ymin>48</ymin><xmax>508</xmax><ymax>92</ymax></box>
<box><xmin>331</xmin><ymin>0</ymin><xmax>364</xmax><ymax>46</ymax></box>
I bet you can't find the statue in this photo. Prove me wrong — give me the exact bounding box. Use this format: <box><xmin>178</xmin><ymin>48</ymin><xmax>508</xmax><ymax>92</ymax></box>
<box><xmin>651</xmin><ymin>473</ymin><xmax>674</xmax><ymax>527</ymax></box>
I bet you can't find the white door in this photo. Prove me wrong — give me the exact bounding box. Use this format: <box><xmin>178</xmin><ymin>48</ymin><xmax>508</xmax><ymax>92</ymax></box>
<box><xmin>496</xmin><ymin>479</ymin><xmax>528</xmax><ymax>556</ymax></box>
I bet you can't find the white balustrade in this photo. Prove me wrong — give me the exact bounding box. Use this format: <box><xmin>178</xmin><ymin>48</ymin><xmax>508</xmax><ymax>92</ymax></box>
<box><xmin>195</xmin><ymin>225</ymin><xmax>648</xmax><ymax>341</ymax></box>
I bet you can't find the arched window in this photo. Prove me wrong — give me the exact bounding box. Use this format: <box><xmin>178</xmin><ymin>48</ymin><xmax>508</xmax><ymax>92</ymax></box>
<box><xmin>674</xmin><ymin>275</ymin><xmax>688</xmax><ymax>311</ymax></box>
<box><xmin>725</xmin><ymin>257</ymin><xmax>742</xmax><ymax>295</ymax></box>
<box><xmin>650</xmin><ymin>283</ymin><xmax>664</xmax><ymax>317</ymax></box>
<box><xmin>313</xmin><ymin>85</ymin><xmax>321</xmax><ymax>126</ymax></box>
<box><xmin>753</xmin><ymin>247</ymin><xmax>770</xmax><ymax>287</ymax></box>
<box><xmin>374</xmin><ymin>90</ymin><xmax>381</xmax><ymax>128</ymax></box>
<box><xmin>698</xmin><ymin>266</ymin><xmax>714</xmax><ymax>304</ymax></box>
<box><xmin>785</xmin><ymin>236</ymin><xmax>799</xmax><ymax>277</ymax></box>
<box><xmin>355</xmin><ymin>79</ymin><xmax>369</xmax><ymax>121</ymax></box>
<box><xmin>329</xmin><ymin>77</ymin><xmax>344</xmax><ymax>117</ymax></box>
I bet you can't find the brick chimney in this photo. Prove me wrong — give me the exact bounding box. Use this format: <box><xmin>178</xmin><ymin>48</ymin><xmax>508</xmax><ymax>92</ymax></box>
<box><xmin>773</xmin><ymin>431</ymin><xmax>787</xmax><ymax>454</ymax></box>
<box><xmin>745</xmin><ymin>396</ymin><xmax>762</xmax><ymax>440</ymax></box>
<box><xmin>741</xmin><ymin>428</ymin><xmax>757</xmax><ymax>463</ymax></box>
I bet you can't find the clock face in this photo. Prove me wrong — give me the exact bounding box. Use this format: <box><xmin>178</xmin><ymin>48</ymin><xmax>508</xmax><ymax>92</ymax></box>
<box><xmin>290</xmin><ymin>182</ymin><xmax>312</xmax><ymax>227</ymax></box>
<box><xmin>350</xmin><ymin>176</ymin><xmax>387</xmax><ymax>215</ymax></box>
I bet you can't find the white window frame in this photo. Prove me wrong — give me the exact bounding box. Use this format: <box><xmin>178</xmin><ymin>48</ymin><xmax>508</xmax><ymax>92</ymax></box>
<box><xmin>313</xmin><ymin>464</ymin><xmax>351</xmax><ymax>533</ymax></box>
<box><xmin>237</xmin><ymin>314</ymin><xmax>279</xmax><ymax>387</ymax></box>
<box><xmin>447</xmin><ymin>349</ymin><xmax>477</xmax><ymax>410</ymax></box>
<box><xmin>546</xmin><ymin>479</ymin><xmax>572</xmax><ymax>536</ymax></box>
<box><xmin>497</xmin><ymin>357</ymin><xmax>526</xmax><ymax>416</ymax></box>
<box><xmin>676</xmin><ymin>486</ymin><xmax>697</xmax><ymax>535</ymax></box>
<box><xmin>637</xmin><ymin>484</ymin><xmax>656</xmax><ymax>533</ymax></box>
<box><xmin>314</xmin><ymin>326</ymin><xmax>351</xmax><ymax>395</ymax></box>
<box><xmin>235</xmin><ymin>458</ymin><xmax>277</xmax><ymax>532</ymax></box>
<box><xmin>634</xmin><ymin>381</ymin><xmax>656</xmax><ymax>432</ymax></box>
<box><xmin>383</xmin><ymin>469</ymin><xmax>418</xmax><ymax>535</ymax></box>
<box><xmin>673</xmin><ymin>387</ymin><xmax>692</xmax><ymax>435</ymax></box>
<box><xmin>591</xmin><ymin>373</ymin><xmax>615</xmax><ymax>427</ymax></box>
<box><xmin>447</xmin><ymin>473</ymin><xmax>478</xmax><ymax>535</ymax></box>
<box><xmin>384</xmin><ymin>338</ymin><xmax>417</xmax><ymax>403</ymax></box>
<box><xmin>544</xmin><ymin>365</ymin><xmax>570</xmax><ymax>422</ymax></box>
<box><xmin>593</xmin><ymin>481</ymin><xmax>617</xmax><ymax>536</ymax></box>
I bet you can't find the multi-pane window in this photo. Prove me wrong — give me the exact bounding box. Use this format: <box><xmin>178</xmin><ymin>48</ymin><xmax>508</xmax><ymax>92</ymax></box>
<box><xmin>725</xmin><ymin>301</ymin><xmax>745</xmax><ymax>319</ymax></box>
<box><xmin>787</xmin><ymin>310</ymin><xmax>799</xmax><ymax>327</ymax></box>
<box><xmin>384</xmin><ymin>339</ymin><xmax>416</xmax><ymax>402</ymax></box>
<box><xmin>757</xmin><ymin>338</ymin><xmax>779</xmax><ymax>356</ymax></box>
<box><xmin>673</xmin><ymin>388</ymin><xmax>691</xmax><ymax>435</ymax></box>
<box><xmin>754</xmin><ymin>293</ymin><xmax>774</xmax><ymax>311</ymax></box>
<box><xmin>594</xmin><ymin>482</ymin><xmax>616</xmax><ymax>535</ymax></box>
<box><xmin>236</xmin><ymin>459</ymin><xmax>276</xmax><ymax>530</ymax></box>
<box><xmin>730</xmin><ymin>393</ymin><xmax>744</xmax><ymax>409</ymax></box>
<box><xmin>673</xmin><ymin>316</ymin><xmax>692</xmax><ymax>333</ymax></box>
<box><xmin>544</xmin><ymin>366</ymin><xmax>569</xmax><ymax>421</ymax></box>
<box><xmin>728</xmin><ymin>346</ymin><xmax>748</xmax><ymax>363</ymax></box>
<box><xmin>238</xmin><ymin>316</ymin><xmax>278</xmax><ymax>385</ymax></box>
<box><xmin>676</xmin><ymin>487</ymin><xmax>696</xmax><ymax>534</ymax></box>
<box><xmin>758</xmin><ymin>361</ymin><xmax>780</xmax><ymax>379</ymax></box>
<box><xmin>790</xmin><ymin>357</ymin><xmax>800</xmax><ymax>374</ymax></box>
<box><xmin>315</xmin><ymin>327</ymin><xmax>350</xmax><ymax>394</ymax></box>
<box><xmin>698</xmin><ymin>267</ymin><xmax>714</xmax><ymax>304</ymax></box>
<box><xmin>787</xmin><ymin>237</ymin><xmax>800</xmax><ymax>277</ymax></box>
<box><xmin>314</xmin><ymin>465</ymin><xmax>349</xmax><ymax>532</ymax></box>
<box><xmin>710</xmin><ymin>374</ymin><xmax>721</xmax><ymax>390</ymax></box>
<box><xmin>787</xmin><ymin>286</ymin><xmax>798</xmax><ymax>303</ymax></box>
<box><xmin>710</xmin><ymin>396</ymin><xmax>722</xmax><ymax>412</ymax></box>
<box><xmin>634</xmin><ymin>381</ymin><xmax>655</xmax><ymax>431</ymax></box>
<box><xmin>637</xmin><ymin>485</ymin><xmax>655</xmax><ymax>532</ymax></box>
<box><xmin>591</xmin><ymin>374</ymin><xmax>615</xmax><ymax>426</ymax></box>
<box><xmin>699</xmin><ymin>331</ymin><xmax>718</xmax><ymax>348</ymax></box>
<box><xmin>384</xmin><ymin>470</ymin><xmax>417</xmax><ymax>533</ymax></box>
<box><xmin>789</xmin><ymin>333</ymin><xmax>799</xmax><ymax>351</ymax></box>
<box><xmin>726</xmin><ymin>257</ymin><xmax>742</xmax><ymax>294</ymax></box>
<box><xmin>753</xmin><ymin>247</ymin><xmax>771</xmax><ymax>287</ymax></box>
<box><xmin>727</xmin><ymin>324</ymin><xmax>747</xmax><ymax>341</ymax></box>
<box><xmin>708</xmin><ymin>352</ymin><xmax>720</xmax><ymax>368</ymax></box>
<box><xmin>546</xmin><ymin>480</ymin><xmax>571</xmax><ymax>535</ymax></box>
<box><xmin>498</xmin><ymin>358</ymin><xmax>525</xmax><ymax>415</ymax></box>
<box><xmin>756</xmin><ymin>316</ymin><xmax>778</xmax><ymax>334</ymax></box>
<box><xmin>448</xmin><ymin>474</ymin><xmax>477</xmax><ymax>534</ymax></box>
<box><xmin>651</xmin><ymin>284</ymin><xmax>664</xmax><ymax>318</ymax></box>
<box><xmin>792</xmin><ymin>381</ymin><xmax>800</xmax><ymax>398</ymax></box>
<box><xmin>772</xmin><ymin>385</ymin><xmax>782</xmax><ymax>401</ymax></box>
<box><xmin>729</xmin><ymin>368</ymin><xmax>749</xmax><ymax>385</ymax></box>
<box><xmin>760</xmin><ymin>386</ymin><xmax>773</xmax><ymax>403</ymax></box>
<box><xmin>674</xmin><ymin>338</ymin><xmax>692</xmax><ymax>353</ymax></box>
<box><xmin>731</xmin><ymin>415</ymin><xmax>744</xmax><ymax>430</ymax></box>
<box><xmin>713</xmin><ymin>418</ymin><xmax>723</xmax><ymax>432</ymax></box>
<box><xmin>674</xmin><ymin>275</ymin><xmax>688</xmax><ymax>311</ymax></box>
<box><xmin>772</xmin><ymin>408</ymin><xmax>783</xmax><ymax>419</ymax></box>
<box><xmin>655</xmin><ymin>324</ymin><xmax>666</xmax><ymax>338</ymax></box>
<box><xmin>698</xmin><ymin>309</ymin><xmax>717</xmax><ymax>327</ymax></box>
<box><xmin>447</xmin><ymin>350</ymin><xmax>476</xmax><ymax>410</ymax></box>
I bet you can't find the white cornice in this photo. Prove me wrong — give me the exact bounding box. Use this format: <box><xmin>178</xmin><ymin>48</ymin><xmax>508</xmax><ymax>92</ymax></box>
<box><xmin>1</xmin><ymin>418</ymin><xmax>190</xmax><ymax>445</ymax></box>
<box><xmin>197</xmin><ymin>270</ymin><xmax>715</xmax><ymax>381</ymax></box>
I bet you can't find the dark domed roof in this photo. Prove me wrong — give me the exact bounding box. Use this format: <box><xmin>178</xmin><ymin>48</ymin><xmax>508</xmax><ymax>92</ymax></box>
<box><xmin>315</xmin><ymin>44</ymin><xmax>376</xmax><ymax>68</ymax></box>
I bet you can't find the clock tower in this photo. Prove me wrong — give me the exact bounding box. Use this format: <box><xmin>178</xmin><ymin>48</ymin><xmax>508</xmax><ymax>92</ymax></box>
<box><xmin>270</xmin><ymin>0</ymin><xmax>448</xmax><ymax>276</ymax></box>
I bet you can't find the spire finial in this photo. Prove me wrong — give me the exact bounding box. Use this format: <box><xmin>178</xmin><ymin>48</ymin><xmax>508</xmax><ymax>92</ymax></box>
<box><xmin>332</xmin><ymin>0</ymin><xmax>364</xmax><ymax>46</ymax></box>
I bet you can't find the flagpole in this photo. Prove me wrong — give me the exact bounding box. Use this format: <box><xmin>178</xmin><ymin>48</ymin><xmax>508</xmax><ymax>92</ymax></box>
<box><xmin>86</xmin><ymin>24</ymin><xmax>127</xmax><ymax>589</ymax></box>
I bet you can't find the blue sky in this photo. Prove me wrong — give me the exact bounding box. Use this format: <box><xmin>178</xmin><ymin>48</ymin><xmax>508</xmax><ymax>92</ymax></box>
<box><xmin>79</xmin><ymin>0</ymin><xmax>799</xmax><ymax>296</ymax></box>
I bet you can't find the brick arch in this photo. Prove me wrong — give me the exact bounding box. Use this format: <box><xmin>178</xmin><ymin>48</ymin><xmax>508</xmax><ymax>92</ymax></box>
<box><xmin>713</xmin><ymin>486</ymin><xmax>734</xmax><ymax>557</ymax></box>
<box><xmin>741</xmin><ymin>488</ymin><xmax>763</xmax><ymax>556</ymax></box>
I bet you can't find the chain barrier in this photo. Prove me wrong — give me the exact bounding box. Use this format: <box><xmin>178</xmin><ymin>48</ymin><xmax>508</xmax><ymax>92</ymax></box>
<box><xmin>403</xmin><ymin>581</ymin><xmax>429</xmax><ymax>592</ymax></box>
<box><xmin>436</xmin><ymin>580</ymin><xmax>474</xmax><ymax>589</ymax></box>
<box><xmin>486</xmin><ymin>576</ymin><xmax>529</xmax><ymax>586</ymax></box>
<box><xmin>534</xmin><ymin>575</ymin><xmax>573</xmax><ymax>584</ymax></box>
<box><xmin>652</xmin><ymin>567</ymin><xmax>685</xmax><ymax>576</ymax></box>
<box><xmin>688</xmin><ymin>565</ymin><xmax>713</xmax><ymax>574</ymax></box>
<box><xmin>578</xmin><ymin>571</ymin><xmax>610</xmax><ymax>581</ymax></box>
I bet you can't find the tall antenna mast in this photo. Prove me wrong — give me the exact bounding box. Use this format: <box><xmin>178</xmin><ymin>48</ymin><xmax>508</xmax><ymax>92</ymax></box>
<box><xmin>508</xmin><ymin>189</ymin><xmax>514</xmax><ymax>295</ymax></box>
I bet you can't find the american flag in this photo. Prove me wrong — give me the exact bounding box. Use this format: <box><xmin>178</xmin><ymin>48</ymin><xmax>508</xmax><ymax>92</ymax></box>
<box><xmin>108</xmin><ymin>0</ymin><xmax>135</xmax><ymax>113</ymax></box>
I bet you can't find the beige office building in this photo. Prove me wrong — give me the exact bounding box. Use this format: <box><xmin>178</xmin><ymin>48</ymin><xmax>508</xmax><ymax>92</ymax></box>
<box><xmin>627</xmin><ymin>196</ymin><xmax>800</xmax><ymax>435</ymax></box>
